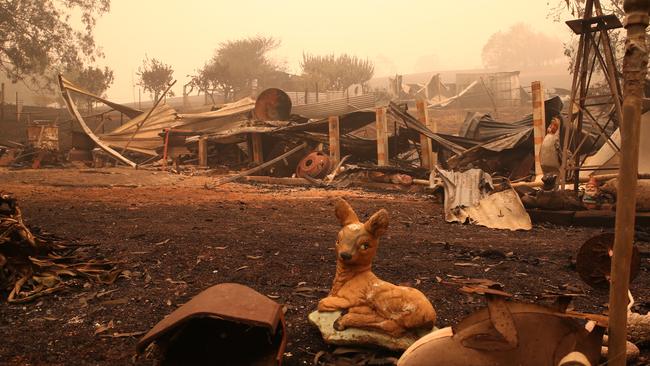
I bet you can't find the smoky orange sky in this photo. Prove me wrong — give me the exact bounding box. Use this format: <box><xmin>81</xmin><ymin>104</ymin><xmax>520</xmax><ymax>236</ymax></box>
<box><xmin>88</xmin><ymin>0</ymin><xmax>575</xmax><ymax>102</ymax></box>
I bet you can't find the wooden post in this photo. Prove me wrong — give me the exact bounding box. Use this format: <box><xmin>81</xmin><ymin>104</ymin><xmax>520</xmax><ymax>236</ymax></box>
<box><xmin>427</xmin><ymin>107</ymin><xmax>438</xmax><ymax>167</ymax></box>
<box><xmin>376</xmin><ymin>107</ymin><xmax>389</xmax><ymax>166</ymax></box>
<box><xmin>198</xmin><ymin>135</ymin><xmax>208</xmax><ymax>167</ymax></box>
<box><xmin>328</xmin><ymin>116</ymin><xmax>340</xmax><ymax>166</ymax></box>
<box><xmin>251</xmin><ymin>133</ymin><xmax>263</xmax><ymax>164</ymax></box>
<box><xmin>608</xmin><ymin>1</ymin><xmax>650</xmax><ymax>365</ymax></box>
<box><xmin>531</xmin><ymin>81</ymin><xmax>547</xmax><ymax>179</ymax></box>
<box><xmin>416</xmin><ymin>100</ymin><xmax>434</xmax><ymax>169</ymax></box>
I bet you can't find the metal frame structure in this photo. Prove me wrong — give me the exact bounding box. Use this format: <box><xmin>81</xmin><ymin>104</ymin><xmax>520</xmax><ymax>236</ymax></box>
<box><xmin>560</xmin><ymin>0</ymin><xmax>624</xmax><ymax>189</ymax></box>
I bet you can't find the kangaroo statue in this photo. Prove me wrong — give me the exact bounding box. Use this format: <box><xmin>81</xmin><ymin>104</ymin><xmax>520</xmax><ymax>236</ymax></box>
<box><xmin>317</xmin><ymin>198</ymin><xmax>436</xmax><ymax>337</ymax></box>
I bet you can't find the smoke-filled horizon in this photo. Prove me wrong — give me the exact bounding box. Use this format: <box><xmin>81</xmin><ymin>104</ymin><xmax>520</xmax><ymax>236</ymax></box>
<box><xmin>86</xmin><ymin>0</ymin><xmax>575</xmax><ymax>102</ymax></box>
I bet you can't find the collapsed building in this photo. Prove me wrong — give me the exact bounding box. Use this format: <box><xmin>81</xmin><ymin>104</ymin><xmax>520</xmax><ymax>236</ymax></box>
<box><xmin>55</xmin><ymin>74</ymin><xmax>567</xmax><ymax>183</ymax></box>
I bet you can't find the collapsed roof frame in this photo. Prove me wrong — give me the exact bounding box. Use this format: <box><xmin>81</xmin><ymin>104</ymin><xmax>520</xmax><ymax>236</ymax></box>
<box><xmin>58</xmin><ymin>75</ymin><xmax>138</xmax><ymax>167</ymax></box>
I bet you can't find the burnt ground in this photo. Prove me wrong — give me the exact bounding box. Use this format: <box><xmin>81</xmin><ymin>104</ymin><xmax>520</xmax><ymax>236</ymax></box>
<box><xmin>0</xmin><ymin>167</ymin><xmax>649</xmax><ymax>365</ymax></box>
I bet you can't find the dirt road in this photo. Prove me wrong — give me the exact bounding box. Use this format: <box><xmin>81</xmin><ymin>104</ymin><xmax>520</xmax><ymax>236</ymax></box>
<box><xmin>0</xmin><ymin>168</ymin><xmax>647</xmax><ymax>365</ymax></box>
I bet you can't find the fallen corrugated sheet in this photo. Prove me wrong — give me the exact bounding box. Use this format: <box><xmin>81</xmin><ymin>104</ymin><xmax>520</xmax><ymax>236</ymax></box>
<box><xmin>188</xmin><ymin>111</ymin><xmax>378</xmax><ymax>145</ymax></box>
<box><xmin>59</xmin><ymin>76</ymin><xmax>260</xmax><ymax>159</ymax></box>
<box><xmin>97</xmin><ymin>103</ymin><xmax>180</xmax><ymax>156</ymax></box>
<box><xmin>464</xmin><ymin>189</ymin><xmax>532</xmax><ymax>231</ymax></box>
<box><xmin>278</xmin><ymin>111</ymin><xmax>376</xmax><ymax>135</ymax></box>
<box><xmin>445</xmin><ymin>130</ymin><xmax>534</xmax><ymax>171</ymax></box>
<box><xmin>437</xmin><ymin>168</ymin><xmax>493</xmax><ymax>223</ymax></box>
<box><xmin>61</xmin><ymin>77</ymin><xmax>383</xmax><ymax>162</ymax></box>
<box><xmin>387</xmin><ymin>102</ymin><xmax>467</xmax><ymax>155</ymax></box>
<box><xmin>427</xmin><ymin>80</ymin><xmax>479</xmax><ymax>109</ymax></box>
<box><xmin>458</xmin><ymin>97</ymin><xmax>563</xmax><ymax>142</ymax></box>
<box><xmin>58</xmin><ymin>75</ymin><xmax>138</xmax><ymax>166</ymax></box>
<box><xmin>60</xmin><ymin>76</ymin><xmax>143</xmax><ymax>118</ymax></box>
<box><xmin>291</xmin><ymin>93</ymin><xmax>377</xmax><ymax>119</ymax></box>
<box><xmin>459</xmin><ymin>112</ymin><xmax>532</xmax><ymax>142</ymax></box>
<box><xmin>177</xmin><ymin>97</ymin><xmax>255</xmax><ymax>121</ymax></box>
<box><xmin>436</xmin><ymin>168</ymin><xmax>531</xmax><ymax>230</ymax></box>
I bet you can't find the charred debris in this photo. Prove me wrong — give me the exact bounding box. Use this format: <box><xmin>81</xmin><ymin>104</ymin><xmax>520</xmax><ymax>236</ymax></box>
<box><xmin>0</xmin><ymin>57</ymin><xmax>648</xmax><ymax>230</ymax></box>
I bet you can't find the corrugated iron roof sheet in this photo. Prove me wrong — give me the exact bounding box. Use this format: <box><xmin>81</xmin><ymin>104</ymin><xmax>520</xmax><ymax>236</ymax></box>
<box><xmin>436</xmin><ymin>168</ymin><xmax>531</xmax><ymax>231</ymax></box>
<box><xmin>291</xmin><ymin>93</ymin><xmax>377</xmax><ymax>119</ymax></box>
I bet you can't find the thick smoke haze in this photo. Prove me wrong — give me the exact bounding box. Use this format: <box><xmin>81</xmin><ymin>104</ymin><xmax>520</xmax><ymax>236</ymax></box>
<box><xmin>86</xmin><ymin>0</ymin><xmax>574</xmax><ymax>102</ymax></box>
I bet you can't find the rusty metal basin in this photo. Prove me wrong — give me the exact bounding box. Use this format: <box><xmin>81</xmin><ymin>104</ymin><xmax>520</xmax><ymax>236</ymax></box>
<box><xmin>398</xmin><ymin>299</ymin><xmax>605</xmax><ymax>366</ymax></box>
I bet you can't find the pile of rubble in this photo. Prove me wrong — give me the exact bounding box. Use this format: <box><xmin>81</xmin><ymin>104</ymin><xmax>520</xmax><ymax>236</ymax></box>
<box><xmin>0</xmin><ymin>193</ymin><xmax>123</xmax><ymax>303</ymax></box>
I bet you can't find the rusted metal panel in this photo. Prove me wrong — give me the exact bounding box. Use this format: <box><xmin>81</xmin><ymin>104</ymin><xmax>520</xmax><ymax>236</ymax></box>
<box><xmin>137</xmin><ymin>283</ymin><xmax>286</xmax><ymax>365</ymax></box>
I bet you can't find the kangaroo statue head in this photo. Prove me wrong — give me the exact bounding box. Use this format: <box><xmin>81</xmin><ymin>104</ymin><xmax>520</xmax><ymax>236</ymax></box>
<box><xmin>334</xmin><ymin>197</ymin><xmax>389</xmax><ymax>269</ymax></box>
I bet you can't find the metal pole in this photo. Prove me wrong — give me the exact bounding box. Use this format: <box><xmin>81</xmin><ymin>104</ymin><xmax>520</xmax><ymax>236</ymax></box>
<box><xmin>608</xmin><ymin>1</ymin><xmax>650</xmax><ymax>365</ymax></box>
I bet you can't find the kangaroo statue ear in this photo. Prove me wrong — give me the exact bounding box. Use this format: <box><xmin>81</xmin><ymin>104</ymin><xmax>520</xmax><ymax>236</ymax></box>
<box><xmin>365</xmin><ymin>209</ymin><xmax>389</xmax><ymax>237</ymax></box>
<box><xmin>334</xmin><ymin>198</ymin><xmax>359</xmax><ymax>226</ymax></box>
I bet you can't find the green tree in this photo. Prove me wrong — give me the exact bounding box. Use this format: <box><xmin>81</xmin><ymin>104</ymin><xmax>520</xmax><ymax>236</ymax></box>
<box><xmin>66</xmin><ymin>65</ymin><xmax>114</xmax><ymax>112</ymax></box>
<box><xmin>481</xmin><ymin>23</ymin><xmax>564</xmax><ymax>69</ymax></box>
<box><xmin>138</xmin><ymin>57</ymin><xmax>174</xmax><ymax>101</ymax></box>
<box><xmin>300</xmin><ymin>53</ymin><xmax>374</xmax><ymax>92</ymax></box>
<box><xmin>0</xmin><ymin>0</ymin><xmax>110</xmax><ymax>87</ymax></box>
<box><xmin>188</xmin><ymin>60</ymin><xmax>230</xmax><ymax>104</ymax></box>
<box><xmin>190</xmin><ymin>36</ymin><xmax>282</xmax><ymax>102</ymax></box>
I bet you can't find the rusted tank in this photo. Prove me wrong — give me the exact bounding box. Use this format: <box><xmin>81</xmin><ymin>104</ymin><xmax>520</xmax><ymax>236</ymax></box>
<box><xmin>254</xmin><ymin>88</ymin><xmax>292</xmax><ymax>121</ymax></box>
